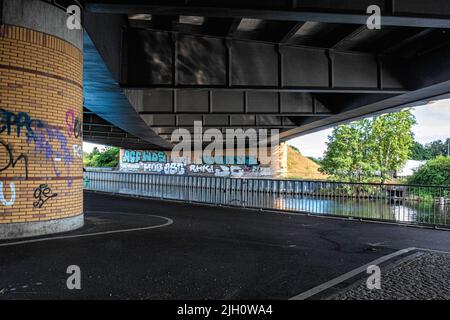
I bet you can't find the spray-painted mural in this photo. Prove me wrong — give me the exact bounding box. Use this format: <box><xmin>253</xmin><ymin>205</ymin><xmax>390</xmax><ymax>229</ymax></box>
<box><xmin>0</xmin><ymin>107</ymin><xmax>81</xmax><ymax>211</ymax></box>
<box><xmin>119</xmin><ymin>149</ymin><xmax>272</xmax><ymax>177</ymax></box>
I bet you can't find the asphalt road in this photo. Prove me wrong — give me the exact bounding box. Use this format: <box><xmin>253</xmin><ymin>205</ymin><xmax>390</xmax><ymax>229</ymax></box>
<box><xmin>1</xmin><ymin>191</ymin><xmax>450</xmax><ymax>300</ymax></box>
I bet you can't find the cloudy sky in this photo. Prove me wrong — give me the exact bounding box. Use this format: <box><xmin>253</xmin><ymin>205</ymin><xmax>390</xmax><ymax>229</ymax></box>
<box><xmin>84</xmin><ymin>99</ymin><xmax>450</xmax><ymax>157</ymax></box>
<box><xmin>289</xmin><ymin>98</ymin><xmax>450</xmax><ymax>159</ymax></box>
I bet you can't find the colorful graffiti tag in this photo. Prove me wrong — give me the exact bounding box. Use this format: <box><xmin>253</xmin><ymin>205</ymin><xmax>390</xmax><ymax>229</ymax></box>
<box><xmin>1</xmin><ymin>108</ymin><xmax>74</xmax><ymax>183</ymax></box>
<box><xmin>202</xmin><ymin>155</ymin><xmax>258</xmax><ymax>165</ymax></box>
<box><xmin>122</xmin><ymin>150</ymin><xmax>167</xmax><ymax>164</ymax></box>
<box><xmin>0</xmin><ymin>107</ymin><xmax>80</xmax><ymax>212</ymax></box>
<box><xmin>121</xmin><ymin>162</ymin><xmax>186</xmax><ymax>175</ymax></box>
<box><xmin>120</xmin><ymin>149</ymin><xmax>271</xmax><ymax>177</ymax></box>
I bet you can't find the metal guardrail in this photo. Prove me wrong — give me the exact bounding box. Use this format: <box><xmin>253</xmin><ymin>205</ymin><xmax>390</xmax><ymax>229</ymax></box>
<box><xmin>84</xmin><ymin>170</ymin><xmax>450</xmax><ymax>228</ymax></box>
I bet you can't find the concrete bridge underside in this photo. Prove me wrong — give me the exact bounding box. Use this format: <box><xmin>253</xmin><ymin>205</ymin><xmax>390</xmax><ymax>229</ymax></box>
<box><xmin>79</xmin><ymin>0</ymin><xmax>450</xmax><ymax>150</ymax></box>
<box><xmin>2</xmin><ymin>0</ymin><xmax>450</xmax><ymax>239</ymax></box>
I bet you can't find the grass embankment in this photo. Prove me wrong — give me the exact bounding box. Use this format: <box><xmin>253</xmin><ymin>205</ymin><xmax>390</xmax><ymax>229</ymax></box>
<box><xmin>285</xmin><ymin>145</ymin><xmax>328</xmax><ymax>180</ymax></box>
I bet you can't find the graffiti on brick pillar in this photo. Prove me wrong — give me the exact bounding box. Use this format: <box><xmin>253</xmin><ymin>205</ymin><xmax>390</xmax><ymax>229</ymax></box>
<box><xmin>0</xmin><ymin>139</ymin><xmax>29</xmax><ymax>180</ymax></box>
<box><xmin>33</xmin><ymin>184</ymin><xmax>58</xmax><ymax>209</ymax></box>
<box><xmin>66</xmin><ymin>109</ymin><xmax>82</xmax><ymax>139</ymax></box>
<box><xmin>73</xmin><ymin>144</ymin><xmax>83</xmax><ymax>159</ymax></box>
<box><xmin>74</xmin><ymin>117</ymin><xmax>82</xmax><ymax>139</ymax></box>
<box><xmin>1</xmin><ymin>107</ymin><xmax>74</xmax><ymax>185</ymax></box>
<box><xmin>0</xmin><ymin>181</ymin><xmax>16</xmax><ymax>207</ymax></box>
<box><xmin>0</xmin><ymin>108</ymin><xmax>41</xmax><ymax>141</ymax></box>
<box><xmin>33</xmin><ymin>125</ymin><xmax>73</xmax><ymax>185</ymax></box>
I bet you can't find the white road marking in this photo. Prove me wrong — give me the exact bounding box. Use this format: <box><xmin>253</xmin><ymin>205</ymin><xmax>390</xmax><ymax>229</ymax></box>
<box><xmin>0</xmin><ymin>211</ymin><xmax>173</xmax><ymax>247</ymax></box>
<box><xmin>415</xmin><ymin>247</ymin><xmax>450</xmax><ymax>255</ymax></box>
<box><xmin>289</xmin><ymin>247</ymin><xmax>417</xmax><ymax>300</ymax></box>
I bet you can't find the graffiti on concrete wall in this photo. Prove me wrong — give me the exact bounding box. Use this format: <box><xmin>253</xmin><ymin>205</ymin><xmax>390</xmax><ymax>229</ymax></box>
<box><xmin>33</xmin><ymin>184</ymin><xmax>58</xmax><ymax>209</ymax></box>
<box><xmin>188</xmin><ymin>164</ymin><xmax>215</xmax><ymax>174</ymax></box>
<box><xmin>212</xmin><ymin>165</ymin><xmax>270</xmax><ymax>177</ymax></box>
<box><xmin>199</xmin><ymin>165</ymin><xmax>271</xmax><ymax>177</ymax></box>
<box><xmin>121</xmin><ymin>162</ymin><xmax>186</xmax><ymax>175</ymax></box>
<box><xmin>202</xmin><ymin>155</ymin><xmax>258</xmax><ymax>166</ymax></box>
<box><xmin>171</xmin><ymin>156</ymin><xmax>191</xmax><ymax>164</ymax></box>
<box><xmin>120</xmin><ymin>149</ymin><xmax>272</xmax><ymax>177</ymax></box>
<box><xmin>122</xmin><ymin>150</ymin><xmax>167</xmax><ymax>164</ymax></box>
<box><xmin>0</xmin><ymin>181</ymin><xmax>16</xmax><ymax>207</ymax></box>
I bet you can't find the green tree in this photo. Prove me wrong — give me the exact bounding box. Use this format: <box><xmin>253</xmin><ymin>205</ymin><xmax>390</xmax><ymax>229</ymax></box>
<box><xmin>320</xmin><ymin>110</ymin><xmax>416</xmax><ymax>183</ymax></box>
<box><xmin>410</xmin><ymin>138</ymin><xmax>450</xmax><ymax>160</ymax></box>
<box><xmin>426</xmin><ymin>139</ymin><xmax>450</xmax><ymax>158</ymax></box>
<box><xmin>408</xmin><ymin>156</ymin><xmax>450</xmax><ymax>186</ymax></box>
<box><xmin>319</xmin><ymin>119</ymin><xmax>375</xmax><ymax>182</ymax></box>
<box><xmin>370</xmin><ymin>110</ymin><xmax>416</xmax><ymax>183</ymax></box>
<box><xmin>410</xmin><ymin>141</ymin><xmax>431</xmax><ymax>160</ymax></box>
<box><xmin>83</xmin><ymin>146</ymin><xmax>119</xmax><ymax>168</ymax></box>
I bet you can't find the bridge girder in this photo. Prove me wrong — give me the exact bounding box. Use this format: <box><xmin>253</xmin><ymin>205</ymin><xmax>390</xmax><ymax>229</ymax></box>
<box><xmin>79</xmin><ymin>1</ymin><xmax>450</xmax><ymax>148</ymax></box>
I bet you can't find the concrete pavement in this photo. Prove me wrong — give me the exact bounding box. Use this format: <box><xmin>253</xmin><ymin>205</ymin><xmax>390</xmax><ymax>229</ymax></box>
<box><xmin>1</xmin><ymin>191</ymin><xmax>450</xmax><ymax>299</ymax></box>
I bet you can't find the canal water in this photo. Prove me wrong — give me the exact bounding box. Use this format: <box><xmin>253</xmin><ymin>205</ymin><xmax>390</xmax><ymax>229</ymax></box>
<box><xmin>84</xmin><ymin>179</ymin><xmax>450</xmax><ymax>228</ymax></box>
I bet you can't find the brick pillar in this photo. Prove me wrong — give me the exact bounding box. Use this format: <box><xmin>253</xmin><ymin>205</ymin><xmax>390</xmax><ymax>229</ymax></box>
<box><xmin>0</xmin><ymin>0</ymin><xmax>84</xmax><ymax>239</ymax></box>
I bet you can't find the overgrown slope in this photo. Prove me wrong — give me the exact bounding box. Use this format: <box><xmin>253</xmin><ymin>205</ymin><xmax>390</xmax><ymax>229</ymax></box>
<box><xmin>286</xmin><ymin>145</ymin><xmax>328</xmax><ymax>180</ymax></box>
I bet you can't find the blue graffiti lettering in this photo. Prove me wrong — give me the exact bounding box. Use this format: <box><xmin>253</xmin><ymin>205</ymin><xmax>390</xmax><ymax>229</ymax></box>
<box><xmin>1</xmin><ymin>107</ymin><xmax>74</xmax><ymax>186</ymax></box>
<box><xmin>0</xmin><ymin>108</ymin><xmax>44</xmax><ymax>141</ymax></box>
<box><xmin>123</xmin><ymin>150</ymin><xmax>167</xmax><ymax>164</ymax></box>
<box><xmin>0</xmin><ymin>181</ymin><xmax>16</xmax><ymax>206</ymax></box>
<box><xmin>203</xmin><ymin>155</ymin><xmax>258</xmax><ymax>166</ymax></box>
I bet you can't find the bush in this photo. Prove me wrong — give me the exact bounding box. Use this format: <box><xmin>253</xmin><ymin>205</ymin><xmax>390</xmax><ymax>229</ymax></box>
<box><xmin>407</xmin><ymin>156</ymin><xmax>450</xmax><ymax>186</ymax></box>
<box><xmin>83</xmin><ymin>146</ymin><xmax>119</xmax><ymax>168</ymax></box>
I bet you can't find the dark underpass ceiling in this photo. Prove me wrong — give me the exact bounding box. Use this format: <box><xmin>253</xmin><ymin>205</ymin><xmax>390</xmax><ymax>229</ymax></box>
<box><xmin>76</xmin><ymin>0</ymin><xmax>450</xmax><ymax>149</ymax></box>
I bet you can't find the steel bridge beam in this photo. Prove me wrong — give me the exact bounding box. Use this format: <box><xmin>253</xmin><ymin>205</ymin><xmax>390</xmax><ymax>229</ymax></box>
<box><xmin>122</xmin><ymin>29</ymin><xmax>407</xmax><ymax>92</ymax></box>
<box><xmin>85</xmin><ymin>1</ymin><xmax>450</xmax><ymax>29</ymax></box>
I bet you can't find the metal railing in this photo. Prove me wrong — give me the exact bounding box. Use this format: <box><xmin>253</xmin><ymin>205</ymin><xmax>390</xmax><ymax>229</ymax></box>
<box><xmin>84</xmin><ymin>170</ymin><xmax>450</xmax><ymax>228</ymax></box>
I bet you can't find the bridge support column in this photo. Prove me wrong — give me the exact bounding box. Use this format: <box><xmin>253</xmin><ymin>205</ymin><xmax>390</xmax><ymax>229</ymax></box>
<box><xmin>270</xmin><ymin>142</ymin><xmax>288</xmax><ymax>178</ymax></box>
<box><xmin>0</xmin><ymin>0</ymin><xmax>84</xmax><ymax>239</ymax></box>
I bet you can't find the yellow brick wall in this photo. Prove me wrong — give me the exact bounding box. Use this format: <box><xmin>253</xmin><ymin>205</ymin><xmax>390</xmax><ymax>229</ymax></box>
<box><xmin>0</xmin><ymin>25</ymin><xmax>83</xmax><ymax>223</ymax></box>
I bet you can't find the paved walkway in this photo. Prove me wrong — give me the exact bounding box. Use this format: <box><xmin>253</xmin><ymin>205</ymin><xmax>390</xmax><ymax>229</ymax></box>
<box><xmin>1</xmin><ymin>191</ymin><xmax>450</xmax><ymax>299</ymax></box>
<box><xmin>331</xmin><ymin>251</ymin><xmax>450</xmax><ymax>300</ymax></box>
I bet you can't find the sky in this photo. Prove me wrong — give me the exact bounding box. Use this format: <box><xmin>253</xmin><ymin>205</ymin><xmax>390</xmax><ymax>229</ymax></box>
<box><xmin>83</xmin><ymin>98</ymin><xmax>450</xmax><ymax>158</ymax></box>
<box><xmin>289</xmin><ymin>99</ymin><xmax>450</xmax><ymax>159</ymax></box>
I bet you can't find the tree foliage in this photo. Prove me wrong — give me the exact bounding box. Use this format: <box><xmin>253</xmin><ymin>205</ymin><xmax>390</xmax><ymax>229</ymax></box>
<box><xmin>320</xmin><ymin>110</ymin><xmax>416</xmax><ymax>183</ymax></box>
<box><xmin>407</xmin><ymin>156</ymin><xmax>450</xmax><ymax>186</ymax></box>
<box><xmin>83</xmin><ymin>146</ymin><xmax>120</xmax><ymax>168</ymax></box>
<box><xmin>319</xmin><ymin>120</ymin><xmax>374</xmax><ymax>182</ymax></box>
<box><xmin>371</xmin><ymin>111</ymin><xmax>416</xmax><ymax>182</ymax></box>
<box><xmin>410</xmin><ymin>139</ymin><xmax>450</xmax><ymax>160</ymax></box>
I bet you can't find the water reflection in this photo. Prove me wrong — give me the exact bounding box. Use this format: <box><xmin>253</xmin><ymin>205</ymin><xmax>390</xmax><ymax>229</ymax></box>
<box><xmin>85</xmin><ymin>180</ymin><xmax>450</xmax><ymax>227</ymax></box>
